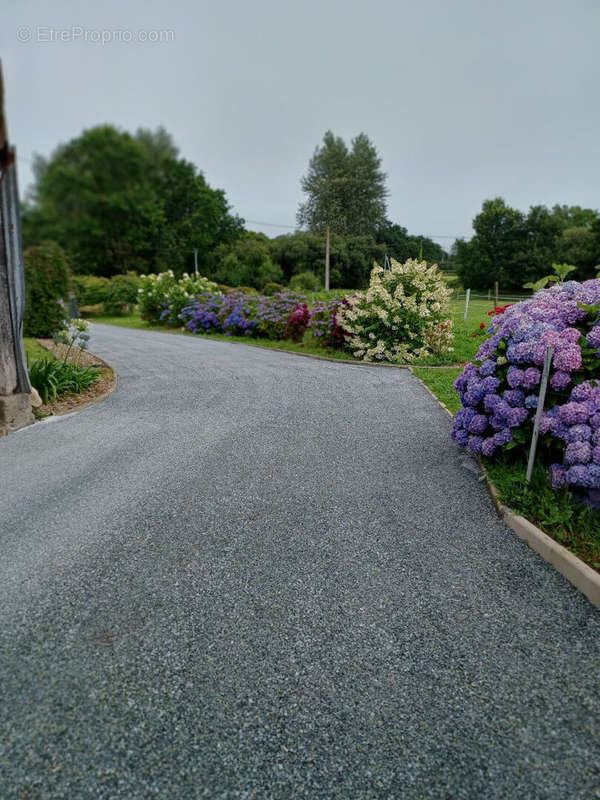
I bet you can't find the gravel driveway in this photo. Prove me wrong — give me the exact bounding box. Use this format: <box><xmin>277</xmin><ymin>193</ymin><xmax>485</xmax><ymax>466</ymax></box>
<box><xmin>1</xmin><ymin>323</ymin><xmax>599</xmax><ymax>799</ymax></box>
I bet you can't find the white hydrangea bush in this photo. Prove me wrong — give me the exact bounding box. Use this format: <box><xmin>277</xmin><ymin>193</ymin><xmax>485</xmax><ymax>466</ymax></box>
<box><xmin>336</xmin><ymin>258</ymin><xmax>454</xmax><ymax>363</ymax></box>
<box><xmin>138</xmin><ymin>270</ymin><xmax>220</xmax><ymax>325</ymax></box>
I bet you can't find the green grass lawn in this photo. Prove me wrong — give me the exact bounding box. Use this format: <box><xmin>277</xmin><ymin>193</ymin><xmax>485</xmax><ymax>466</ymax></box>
<box><xmin>484</xmin><ymin>459</ymin><xmax>600</xmax><ymax>570</ymax></box>
<box><xmin>23</xmin><ymin>337</ymin><xmax>55</xmax><ymax>363</ymax></box>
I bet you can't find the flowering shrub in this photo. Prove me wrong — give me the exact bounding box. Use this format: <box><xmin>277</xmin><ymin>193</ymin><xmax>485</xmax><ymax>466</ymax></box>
<box><xmin>451</xmin><ymin>279</ymin><xmax>600</xmax><ymax>506</ymax></box>
<box><xmin>180</xmin><ymin>292</ymin><xmax>255</xmax><ymax>336</ymax></box>
<box><xmin>285</xmin><ymin>303</ymin><xmax>311</xmax><ymax>342</ymax></box>
<box><xmin>307</xmin><ymin>299</ymin><xmax>347</xmax><ymax>348</ymax></box>
<box><xmin>254</xmin><ymin>292</ymin><xmax>307</xmax><ymax>339</ymax></box>
<box><xmin>53</xmin><ymin>318</ymin><xmax>91</xmax><ymax>364</ymax></box>
<box><xmin>335</xmin><ymin>258</ymin><xmax>453</xmax><ymax>363</ymax></box>
<box><xmin>138</xmin><ymin>271</ymin><xmax>220</xmax><ymax>325</ymax></box>
<box><xmin>180</xmin><ymin>290</ymin><xmax>307</xmax><ymax>340</ymax></box>
<box><xmin>472</xmin><ymin>305</ymin><xmax>512</xmax><ymax>338</ymax></box>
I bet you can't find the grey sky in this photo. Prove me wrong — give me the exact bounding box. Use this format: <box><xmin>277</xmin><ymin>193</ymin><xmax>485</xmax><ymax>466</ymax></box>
<box><xmin>3</xmin><ymin>0</ymin><xmax>599</xmax><ymax>247</ymax></box>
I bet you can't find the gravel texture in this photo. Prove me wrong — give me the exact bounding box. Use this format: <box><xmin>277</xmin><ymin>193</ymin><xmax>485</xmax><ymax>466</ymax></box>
<box><xmin>1</xmin><ymin>323</ymin><xmax>599</xmax><ymax>799</ymax></box>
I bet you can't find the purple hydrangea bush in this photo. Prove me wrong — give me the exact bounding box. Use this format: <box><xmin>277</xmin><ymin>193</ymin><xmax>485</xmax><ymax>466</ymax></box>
<box><xmin>307</xmin><ymin>299</ymin><xmax>347</xmax><ymax>348</ymax></box>
<box><xmin>451</xmin><ymin>280</ymin><xmax>600</xmax><ymax>506</ymax></box>
<box><xmin>179</xmin><ymin>292</ymin><xmax>258</xmax><ymax>336</ymax></box>
<box><xmin>179</xmin><ymin>290</ymin><xmax>317</xmax><ymax>340</ymax></box>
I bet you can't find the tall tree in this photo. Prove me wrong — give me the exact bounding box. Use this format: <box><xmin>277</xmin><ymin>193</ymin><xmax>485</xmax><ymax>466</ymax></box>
<box><xmin>559</xmin><ymin>226</ymin><xmax>599</xmax><ymax>279</ymax></box>
<box><xmin>22</xmin><ymin>125</ymin><xmax>244</xmax><ymax>276</ymax></box>
<box><xmin>453</xmin><ymin>198</ymin><xmax>526</xmax><ymax>290</ymax></box>
<box><xmin>297</xmin><ymin>131</ymin><xmax>387</xmax><ymax>236</ymax></box>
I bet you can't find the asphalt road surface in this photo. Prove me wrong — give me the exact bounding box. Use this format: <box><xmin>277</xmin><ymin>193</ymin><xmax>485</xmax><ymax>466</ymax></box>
<box><xmin>1</xmin><ymin>323</ymin><xmax>599</xmax><ymax>799</ymax></box>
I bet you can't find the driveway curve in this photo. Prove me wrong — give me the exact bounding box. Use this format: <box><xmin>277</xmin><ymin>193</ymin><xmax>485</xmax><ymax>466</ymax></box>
<box><xmin>1</xmin><ymin>323</ymin><xmax>599</xmax><ymax>799</ymax></box>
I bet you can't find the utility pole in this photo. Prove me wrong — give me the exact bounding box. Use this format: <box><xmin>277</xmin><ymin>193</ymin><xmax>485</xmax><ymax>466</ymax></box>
<box><xmin>325</xmin><ymin>225</ymin><xmax>330</xmax><ymax>291</ymax></box>
<box><xmin>0</xmin><ymin>61</ymin><xmax>34</xmax><ymax>435</ymax></box>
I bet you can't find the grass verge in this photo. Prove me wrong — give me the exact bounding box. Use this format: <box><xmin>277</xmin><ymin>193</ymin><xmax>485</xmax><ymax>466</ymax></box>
<box><xmin>411</xmin><ymin>367</ymin><xmax>462</xmax><ymax>414</ymax></box>
<box><xmin>24</xmin><ymin>337</ymin><xmax>55</xmax><ymax>363</ymax></box>
<box><xmin>484</xmin><ymin>459</ymin><xmax>600</xmax><ymax>571</ymax></box>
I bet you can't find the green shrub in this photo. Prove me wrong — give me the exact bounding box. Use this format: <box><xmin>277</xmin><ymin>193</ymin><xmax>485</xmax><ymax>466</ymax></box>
<box><xmin>262</xmin><ymin>282</ymin><xmax>285</xmax><ymax>296</ymax></box>
<box><xmin>28</xmin><ymin>359</ymin><xmax>98</xmax><ymax>404</ymax></box>
<box><xmin>289</xmin><ymin>270</ymin><xmax>321</xmax><ymax>292</ymax></box>
<box><xmin>103</xmin><ymin>272</ymin><xmax>141</xmax><ymax>315</ymax></box>
<box><xmin>72</xmin><ymin>275</ymin><xmax>110</xmax><ymax>307</ymax></box>
<box><xmin>24</xmin><ymin>241</ymin><xmax>71</xmax><ymax>337</ymax></box>
<box><xmin>235</xmin><ymin>286</ymin><xmax>258</xmax><ymax>295</ymax></box>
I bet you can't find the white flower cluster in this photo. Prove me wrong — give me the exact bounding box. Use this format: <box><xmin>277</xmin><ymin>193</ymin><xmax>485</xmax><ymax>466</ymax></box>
<box><xmin>337</xmin><ymin>258</ymin><xmax>454</xmax><ymax>363</ymax></box>
<box><xmin>137</xmin><ymin>270</ymin><xmax>221</xmax><ymax>324</ymax></box>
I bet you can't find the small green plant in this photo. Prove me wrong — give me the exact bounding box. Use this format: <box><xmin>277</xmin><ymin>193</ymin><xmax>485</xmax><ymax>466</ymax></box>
<box><xmin>28</xmin><ymin>359</ymin><xmax>98</xmax><ymax>404</ymax></box>
<box><xmin>523</xmin><ymin>262</ymin><xmax>577</xmax><ymax>291</ymax></box>
<box><xmin>262</xmin><ymin>282</ymin><xmax>285</xmax><ymax>296</ymax></box>
<box><xmin>72</xmin><ymin>275</ymin><xmax>110</xmax><ymax>307</ymax></box>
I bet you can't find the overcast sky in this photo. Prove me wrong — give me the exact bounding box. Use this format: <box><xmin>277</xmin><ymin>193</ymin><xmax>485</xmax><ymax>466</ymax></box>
<box><xmin>3</xmin><ymin>0</ymin><xmax>599</xmax><ymax>246</ymax></box>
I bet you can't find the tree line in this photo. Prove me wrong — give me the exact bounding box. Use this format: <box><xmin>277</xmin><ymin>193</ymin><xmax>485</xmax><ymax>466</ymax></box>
<box><xmin>452</xmin><ymin>197</ymin><xmax>600</xmax><ymax>291</ymax></box>
<box><xmin>25</xmin><ymin>125</ymin><xmax>597</xmax><ymax>294</ymax></box>
<box><xmin>22</xmin><ymin>126</ymin><xmax>446</xmax><ymax>291</ymax></box>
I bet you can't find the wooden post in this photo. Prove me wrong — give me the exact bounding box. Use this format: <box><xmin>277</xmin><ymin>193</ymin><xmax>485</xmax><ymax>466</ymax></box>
<box><xmin>0</xmin><ymin>60</ymin><xmax>34</xmax><ymax>434</ymax></box>
<box><xmin>325</xmin><ymin>225</ymin><xmax>330</xmax><ymax>291</ymax></box>
<box><xmin>193</xmin><ymin>248</ymin><xmax>199</xmax><ymax>276</ymax></box>
<box><xmin>494</xmin><ymin>280</ymin><xmax>499</xmax><ymax>309</ymax></box>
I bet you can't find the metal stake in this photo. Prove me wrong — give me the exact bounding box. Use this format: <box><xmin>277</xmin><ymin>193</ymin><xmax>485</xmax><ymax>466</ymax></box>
<box><xmin>463</xmin><ymin>288</ymin><xmax>471</xmax><ymax>322</ymax></box>
<box><xmin>526</xmin><ymin>345</ymin><xmax>553</xmax><ymax>485</ymax></box>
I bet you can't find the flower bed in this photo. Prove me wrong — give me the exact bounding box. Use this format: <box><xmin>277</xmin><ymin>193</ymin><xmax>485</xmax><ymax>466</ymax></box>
<box><xmin>138</xmin><ymin>271</ymin><xmax>221</xmax><ymax>325</ymax></box>
<box><xmin>180</xmin><ymin>290</ymin><xmax>320</xmax><ymax>342</ymax></box>
<box><xmin>137</xmin><ymin>261</ymin><xmax>460</xmax><ymax>363</ymax></box>
<box><xmin>451</xmin><ymin>280</ymin><xmax>600</xmax><ymax>507</ymax></box>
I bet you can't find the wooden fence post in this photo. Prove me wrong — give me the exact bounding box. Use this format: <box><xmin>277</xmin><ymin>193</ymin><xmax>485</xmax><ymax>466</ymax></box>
<box><xmin>0</xmin><ymin>60</ymin><xmax>34</xmax><ymax>434</ymax></box>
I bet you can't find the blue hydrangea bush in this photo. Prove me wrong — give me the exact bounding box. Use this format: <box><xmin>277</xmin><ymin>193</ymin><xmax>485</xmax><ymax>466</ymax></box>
<box><xmin>179</xmin><ymin>290</ymin><xmax>309</xmax><ymax>339</ymax></box>
<box><xmin>451</xmin><ymin>280</ymin><xmax>600</xmax><ymax>507</ymax></box>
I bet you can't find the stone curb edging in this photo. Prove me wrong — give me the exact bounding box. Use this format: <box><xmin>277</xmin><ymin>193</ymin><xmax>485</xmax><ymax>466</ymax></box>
<box><xmin>409</xmin><ymin>368</ymin><xmax>600</xmax><ymax>609</ymax></box>
<box><xmin>36</xmin><ymin>341</ymin><xmax>118</xmax><ymax>417</ymax></box>
<box><xmin>407</xmin><ymin>366</ymin><xmax>455</xmax><ymax>416</ymax></box>
<box><xmin>478</xmin><ymin>459</ymin><xmax>600</xmax><ymax>609</ymax></box>
<box><xmin>501</xmin><ymin>507</ymin><xmax>600</xmax><ymax>608</ymax></box>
